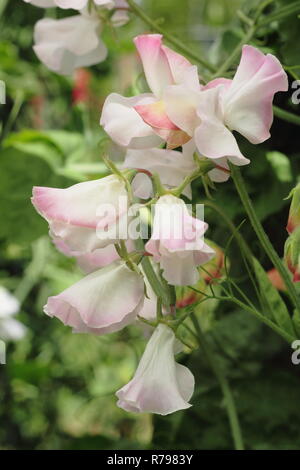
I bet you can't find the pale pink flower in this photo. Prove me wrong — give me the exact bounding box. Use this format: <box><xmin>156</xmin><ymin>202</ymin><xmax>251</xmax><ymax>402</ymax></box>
<box><xmin>100</xmin><ymin>34</ymin><xmax>197</xmax><ymax>149</ymax></box>
<box><xmin>164</xmin><ymin>45</ymin><xmax>288</xmax><ymax>170</ymax></box>
<box><xmin>116</xmin><ymin>323</ymin><xmax>195</xmax><ymax>415</ymax></box>
<box><xmin>31</xmin><ymin>175</ymin><xmax>129</xmax><ymax>255</ymax></box>
<box><xmin>44</xmin><ymin>260</ymin><xmax>144</xmax><ymax>335</ymax></box>
<box><xmin>145</xmin><ymin>195</ymin><xmax>215</xmax><ymax>286</ymax></box>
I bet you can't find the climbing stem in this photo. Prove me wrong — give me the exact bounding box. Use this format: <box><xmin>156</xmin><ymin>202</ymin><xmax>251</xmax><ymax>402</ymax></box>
<box><xmin>191</xmin><ymin>314</ymin><xmax>244</xmax><ymax>451</ymax></box>
<box><xmin>273</xmin><ymin>106</ymin><xmax>300</xmax><ymax>127</ymax></box>
<box><xmin>230</xmin><ymin>164</ymin><xmax>300</xmax><ymax>314</ymax></box>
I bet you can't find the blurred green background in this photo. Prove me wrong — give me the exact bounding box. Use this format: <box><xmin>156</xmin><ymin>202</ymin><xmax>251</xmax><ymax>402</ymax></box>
<box><xmin>1</xmin><ymin>0</ymin><xmax>300</xmax><ymax>450</ymax></box>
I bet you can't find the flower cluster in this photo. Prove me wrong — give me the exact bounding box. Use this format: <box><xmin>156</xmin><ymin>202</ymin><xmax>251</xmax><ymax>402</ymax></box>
<box><xmin>32</xmin><ymin>34</ymin><xmax>287</xmax><ymax>415</ymax></box>
<box><xmin>24</xmin><ymin>0</ymin><xmax>129</xmax><ymax>75</ymax></box>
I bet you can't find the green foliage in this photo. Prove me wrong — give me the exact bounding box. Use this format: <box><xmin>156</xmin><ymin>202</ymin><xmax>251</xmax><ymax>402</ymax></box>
<box><xmin>252</xmin><ymin>257</ymin><xmax>296</xmax><ymax>338</ymax></box>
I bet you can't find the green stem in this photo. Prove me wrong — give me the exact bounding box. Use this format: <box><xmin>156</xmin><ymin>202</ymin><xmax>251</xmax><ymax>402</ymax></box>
<box><xmin>135</xmin><ymin>237</ymin><xmax>170</xmax><ymax>308</ymax></box>
<box><xmin>230</xmin><ymin>164</ymin><xmax>300</xmax><ymax>314</ymax></box>
<box><xmin>258</xmin><ymin>0</ymin><xmax>300</xmax><ymax>26</ymax></box>
<box><xmin>191</xmin><ymin>314</ymin><xmax>244</xmax><ymax>451</ymax></box>
<box><xmin>126</xmin><ymin>0</ymin><xmax>216</xmax><ymax>73</ymax></box>
<box><xmin>273</xmin><ymin>106</ymin><xmax>300</xmax><ymax>127</ymax></box>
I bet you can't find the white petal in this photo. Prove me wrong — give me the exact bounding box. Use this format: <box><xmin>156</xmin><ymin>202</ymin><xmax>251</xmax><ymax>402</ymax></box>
<box><xmin>223</xmin><ymin>45</ymin><xmax>288</xmax><ymax>144</ymax></box>
<box><xmin>33</xmin><ymin>15</ymin><xmax>107</xmax><ymax>75</ymax></box>
<box><xmin>116</xmin><ymin>324</ymin><xmax>194</xmax><ymax>415</ymax></box>
<box><xmin>100</xmin><ymin>93</ymin><xmax>162</xmax><ymax>148</ymax></box>
<box><xmin>44</xmin><ymin>261</ymin><xmax>144</xmax><ymax>334</ymax></box>
<box><xmin>0</xmin><ymin>318</ymin><xmax>27</xmax><ymax>341</ymax></box>
<box><xmin>123</xmin><ymin>148</ymin><xmax>196</xmax><ymax>199</ymax></box>
<box><xmin>0</xmin><ymin>287</ymin><xmax>20</xmax><ymax>318</ymax></box>
<box><xmin>134</xmin><ymin>35</ymin><xmax>174</xmax><ymax>98</ymax></box>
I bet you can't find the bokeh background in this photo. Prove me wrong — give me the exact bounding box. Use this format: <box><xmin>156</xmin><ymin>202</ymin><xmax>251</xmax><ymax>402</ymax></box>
<box><xmin>1</xmin><ymin>0</ymin><xmax>300</xmax><ymax>450</ymax></box>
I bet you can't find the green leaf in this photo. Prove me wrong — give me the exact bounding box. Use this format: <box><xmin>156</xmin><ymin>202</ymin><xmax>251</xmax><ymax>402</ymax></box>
<box><xmin>266</xmin><ymin>151</ymin><xmax>293</xmax><ymax>183</ymax></box>
<box><xmin>252</xmin><ymin>257</ymin><xmax>296</xmax><ymax>338</ymax></box>
<box><xmin>0</xmin><ymin>146</ymin><xmax>74</xmax><ymax>244</ymax></box>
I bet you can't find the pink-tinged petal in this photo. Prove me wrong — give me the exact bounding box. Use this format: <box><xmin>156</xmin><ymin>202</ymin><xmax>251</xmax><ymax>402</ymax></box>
<box><xmin>44</xmin><ymin>261</ymin><xmax>144</xmax><ymax>333</ymax></box>
<box><xmin>204</xmin><ymin>77</ymin><xmax>232</xmax><ymax>90</ymax></box>
<box><xmin>154</xmin><ymin>128</ymin><xmax>191</xmax><ymax>149</ymax></box>
<box><xmin>208</xmin><ymin>158</ymin><xmax>231</xmax><ymax>183</ymax></box>
<box><xmin>50</xmin><ymin>222</ymin><xmax>109</xmax><ymax>255</ymax></box>
<box><xmin>100</xmin><ymin>93</ymin><xmax>162</xmax><ymax>148</ymax></box>
<box><xmin>223</xmin><ymin>45</ymin><xmax>288</xmax><ymax>144</ymax></box>
<box><xmin>145</xmin><ymin>195</ymin><xmax>215</xmax><ymax>286</ymax></box>
<box><xmin>164</xmin><ymin>84</ymin><xmax>201</xmax><ymax>136</ymax></box>
<box><xmin>134</xmin><ymin>34</ymin><xmax>174</xmax><ymax>98</ymax></box>
<box><xmin>134</xmin><ymin>101</ymin><xmax>178</xmax><ymax>130</ymax></box>
<box><xmin>161</xmin><ymin>45</ymin><xmax>193</xmax><ymax>84</ymax></box>
<box><xmin>32</xmin><ymin>175</ymin><xmax>127</xmax><ymax>229</ymax></box>
<box><xmin>195</xmin><ymin>87</ymin><xmax>250</xmax><ymax>165</ymax></box>
<box><xmin>77</xmin><ymin>240</ymin><xmax>134</xmax><ymax>273</ymax></box>
<box><xmin>116</xmin><ymin>324</ymin><xmax>194</xmax><ymax>415</ymax></box>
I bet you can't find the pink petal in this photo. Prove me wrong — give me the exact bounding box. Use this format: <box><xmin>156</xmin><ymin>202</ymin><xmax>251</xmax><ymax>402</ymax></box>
<box><xmin>134</xmin><ymin>34</ymin><xmax>174</xmax><ymax>98</ymax></box>
<box><xmin>223</xmin><ymin>45</ymin><xmax>288</xmax><ymax>144</ymax></box>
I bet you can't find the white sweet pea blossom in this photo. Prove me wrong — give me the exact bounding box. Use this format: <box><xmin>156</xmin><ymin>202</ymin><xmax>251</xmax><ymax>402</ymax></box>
<box><xmin>44</xmin><ymin>260</ymin><xmax>145</xmax><ymax>335</ymax></box>
<box><xmin>32</xmin><ymin>174</ymin><xmax>130</xmax><ymax>255</ymax></box>
<box><xmin>116</xmin><ymin>323</ymin><xmax>195</xmax><ymax>415</ymax></box>
<box><xmin>145</xmin><ymin>195</ymin><xmax>215</xmax><ymax>286</ymax></box>
<box><xmin>33</xmin><ymin>11</ymin><xmax>107</xmax><ymax>75</ymax></box>
<box><xmin>0</xmin><ymin>287</ymin><xmax>27</xmax><ymax>341</ymax></box>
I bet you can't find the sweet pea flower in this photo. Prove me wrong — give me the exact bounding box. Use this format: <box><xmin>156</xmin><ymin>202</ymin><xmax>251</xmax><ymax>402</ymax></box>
<box><xmin>100</xmin><ymin>34</ymin><xmax>198</xmax><ymax>149</ymax></box>
<box><xmin>0</xmin><ymin>287</ymin><xmax>27</xmax><ymax>341</ymax></box>
<box><xmin>123</xmin><ymin>145</ymin><xmax>196</xmax><ymax>199</ymax></box>
<box><xmin>33</xmin><ymin>10</ymin><xmax>108</xmax><ymax>75</ymax></box>
<box><xmin>44</xmin><ymin>260</ymin><xmax>145</xmax><ymax>335</ymax></box>
<box><xmin>116</xmin><ymin>323</ymin><xmax>195</xmax><ymax>415</ymax></box>
<box><xmin>145</xmin><ymin>195</ymin><xmax>215</xmax><ymax>286</ymax></box>
<box><xmin>165</xmin><ymin>45</ymin><xmax>288</xmax><ymax>170</ymax></box>
<box><xmin>32</xmin><ymin>174</ymin><xmax>130</xmax><ymax>255</ymax></box>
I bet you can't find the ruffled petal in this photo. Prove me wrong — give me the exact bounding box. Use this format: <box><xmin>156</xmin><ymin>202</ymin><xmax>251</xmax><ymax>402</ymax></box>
<box><xmin>134</xmin><ymin>34</ymin><xmax>174</xmax><ymax>98</ymax></box>
<box><xmin>100</xmin><ymin>93</ymin><xmax>162</xmax><ymax>148</ymax></box>
<box><xmin>116</xmin><ymin>324</ymin><xmax>194</xmax><ymax>415</ymax></box>
<box><xmin>33</xmin><ymin>15</ymin><xmax>107</xmax><ymax>75</ymax></box>
<box><xmin>223</xmin><ymin>45</ymin><xmax>288</xmax><ymax>144</ymax></box>
<box><xmin>44</xmin><ymin>261</ymin><xmax>144</xmax><ymax>333</ymax></box>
